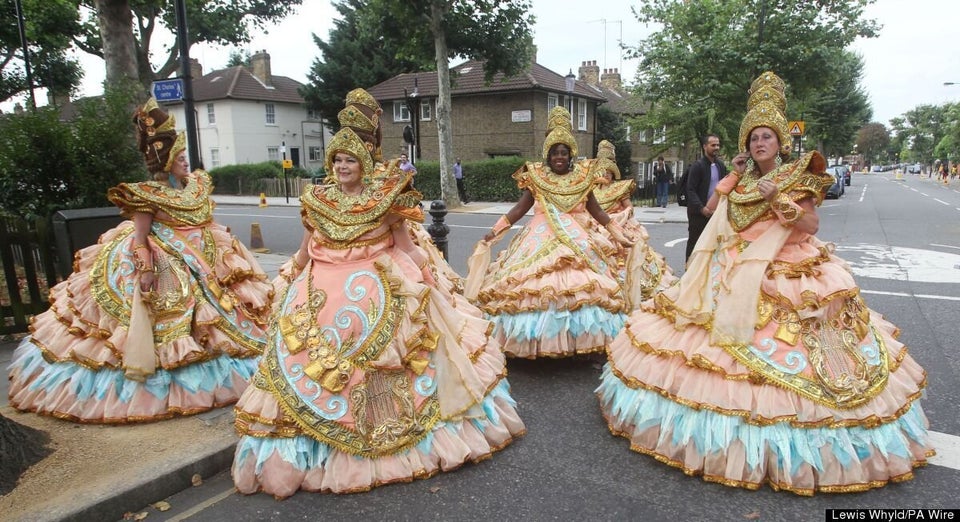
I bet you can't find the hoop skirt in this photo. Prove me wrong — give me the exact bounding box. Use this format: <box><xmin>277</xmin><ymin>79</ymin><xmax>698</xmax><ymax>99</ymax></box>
<box><xmin>232</xmin><ymin>177</ymin><xmax>524</xmax><ymax>497</ymax></box>
<box><xmin>596</xmin><ymin>156</ymin><xmax>933</xmax><ymax>495</ymax></box>
<box><xmin>8</xmin><ymin>172</ymin><xmax>273</xmax><ymax>423</ymax></box>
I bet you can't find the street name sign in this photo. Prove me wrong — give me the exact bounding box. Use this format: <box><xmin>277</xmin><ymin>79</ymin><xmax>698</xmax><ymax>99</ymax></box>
<box><xmin>152</xmin><ymin>79</ymin><xmax>184</xmax><ymax>102</ymax></box>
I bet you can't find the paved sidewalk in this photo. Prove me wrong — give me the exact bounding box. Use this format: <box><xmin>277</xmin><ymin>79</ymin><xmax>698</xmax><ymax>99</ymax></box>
<box><xmin>212</xmin><ymin>194</ymin><xmax>690</xmax><ymax>224</ymax></box>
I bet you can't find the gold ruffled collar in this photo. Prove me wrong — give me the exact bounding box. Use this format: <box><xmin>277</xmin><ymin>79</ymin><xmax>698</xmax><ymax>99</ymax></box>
<box><xmin>593</xmin><ymin>179</ymin><xmax>635</xmax><ymax>211</ymax></box>
<box><xmin>516</xmin><ymin>161</ymin><xmax>601</xmax><ymax>212</ymax></box>
<box><xmin>726</xmin><ymin>151</ymin><xmax>830</xmax><ymax>231</ymax></box>
<box><xmin>108</xmin><ymin>171</ymin><xmax>213</xmax><ymax>225</ymax></box>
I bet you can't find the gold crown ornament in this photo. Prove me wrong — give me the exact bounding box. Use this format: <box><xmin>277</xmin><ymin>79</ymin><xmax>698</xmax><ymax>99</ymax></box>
<box><xmin>337</xmin><ymin>106</ymin><xmax>377</xmax><ymax>135</ymax></box>
<box><xmin>325</xmin><ymin>127</ymin><xmax>374</xmax><ymax>178</ymax></box>
<box><xmin>542</xmin><ymin>106</ymin><xmax>578</xmax><ymax>159</ymax></box>
<box><xmin>738</xmin><ymin>71</ymin><xmax>792</xmax><ymax>155</ymax></box>
<box><xmin>594</xmin><ymin>139</ymin><xmax>620</xmax><ymax>179</ymax></box>
<box><xmin>134</xmin><ymin>97</ymin><xmax>181</xmax><ymax>174</ymax></box>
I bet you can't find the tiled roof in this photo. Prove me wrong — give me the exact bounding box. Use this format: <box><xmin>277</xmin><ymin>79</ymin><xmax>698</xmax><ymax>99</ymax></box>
<box><xmin>367</xmin><ymin>60</ymin><xmax>607</xmax><ymax>103</ymax></box>
<box><xmin>176</xmin><ymin>66</ymin><xmax>305</xmax><ymax>104</ymax></box>
<box><xmin>597</xmin><ymin>84</ymin><xmax>648</xmax><ymax>115</ymax></box>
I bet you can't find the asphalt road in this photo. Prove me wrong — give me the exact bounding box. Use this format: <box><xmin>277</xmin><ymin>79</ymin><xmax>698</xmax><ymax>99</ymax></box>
<box><xmin>151</xmin><ymin>171</ymin><xmax>960</xmax><ymax>521</ymax></box>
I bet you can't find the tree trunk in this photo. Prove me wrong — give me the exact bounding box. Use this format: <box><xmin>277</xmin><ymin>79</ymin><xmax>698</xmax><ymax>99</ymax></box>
<box><xmin>94</xmin><ymin>0</ymin><xmax>140</xmax><ymax>88</ymax></box>
<box><xmin>0</xmin><ymin>414</ymin><xmax>52</xmax><ymax>495</ymax></box>
<box><xmin>430</xmin><ymin>1</ymin><xmax>461</xmax><ymax>209</ymax></box>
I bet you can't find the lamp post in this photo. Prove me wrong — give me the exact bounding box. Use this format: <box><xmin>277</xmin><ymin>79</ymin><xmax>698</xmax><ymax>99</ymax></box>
<box><xmin>403</xmin><ymin>78</ymin><xmax>421</xmax><ymax>164</ymax></box>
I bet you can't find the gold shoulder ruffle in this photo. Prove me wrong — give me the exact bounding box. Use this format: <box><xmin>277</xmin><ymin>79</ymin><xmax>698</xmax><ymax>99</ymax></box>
<box><xmin>302</xmin><ymin>169</ymin><xmax>423</xmax><ymax>244</ymax></box>
<box><xmin>514</xmin><ymin>161</ymin><xmax>599</xmax><ymax>213</ymax></box>
<box><xmin>594</xmin><ymin>179</ymin><xmax>636</xmax><ymax>211</ymax></box>
<box><xmin>105</xmin><ymin>170</ymin><xmax>214</xmax><ymax>226</ymax></box>
<box><xmin>727</xmin><ymin>151</ymin><xmax>831</xmax><ymax>231</ymax></box>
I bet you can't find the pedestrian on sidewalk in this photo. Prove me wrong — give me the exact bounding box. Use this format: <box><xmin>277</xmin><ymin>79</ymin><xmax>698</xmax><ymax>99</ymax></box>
<box><xmin>454</xmin><ymin>158</ymin><xmax>469</xmax><ymax>203</ymax></box>
<box><xmin>684</xmin><ymin>133</ymin><xmax>728</xmax><ymax>262</ymax></box>
<box><xmin>7</xmin><ymin>98</ymin><xmax>273</xmax><ymax>424</ymax></box>
<box><xmin>653</xmin><ymin>155</ymin><xmax>673</xmax><ymax>207</ymax></box>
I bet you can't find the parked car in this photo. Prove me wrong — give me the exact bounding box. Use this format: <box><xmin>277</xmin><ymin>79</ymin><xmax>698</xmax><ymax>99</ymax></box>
<box><xmin>825</xmin><ymin>168</ymin><xmax>845</xmax><ymax>199</ymax></box>
<box><xmin>835</xmin><ymin>164</ymin><xmax>851</xmax><ymax>186</ymax></box>
<box><xmin>870</xmin><ymin>165</ymin><xmax>882</xmax><ymax>173</ymax></box>
<box><xmin>908</xmin><ymin>163</ymin><xmax>922</xmax><ymax>174</ymax></box>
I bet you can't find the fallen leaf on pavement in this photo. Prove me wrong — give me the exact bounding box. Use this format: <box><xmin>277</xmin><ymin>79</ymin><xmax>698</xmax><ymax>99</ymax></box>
<box><xmin>191</xmin><ymin>474</ymin><xmax>203</xmax><ymax>486</ymax></box>
<box><xmin>134</xmin><ymin>512</ymin><xmax>149</xmax><ymax>520</ymax></box>
<box><xmin>153</xmin><ymin>501</ymin><xmax>171</xmax><ymax>512</ymax></box>
<box><xmin>429</xmin><ymin>486</ymin><xmax>441</xmax><ymax>493</ymax></box>
<box><xmin>744</xmin><ymin>511</ymin><xmax>761</xmax><ymax>519</ymax></box>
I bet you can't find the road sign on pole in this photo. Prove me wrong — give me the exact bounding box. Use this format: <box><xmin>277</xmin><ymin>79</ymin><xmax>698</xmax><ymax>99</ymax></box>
<box><xmin>152</xmin><ymin>79</ymin><xmax>184</xmax><ymax>102</ymax></box>
<box><xmin>788</xmin><ymin>120</ymin><xmax>805</xmax><ymax>136</ymax></box>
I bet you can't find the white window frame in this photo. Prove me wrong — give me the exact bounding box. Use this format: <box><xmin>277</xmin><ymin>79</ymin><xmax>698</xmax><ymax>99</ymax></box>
<box><xmin>307</xmin><ymin>108</ymin><xmax>321</xmax><ymax>121</ymax></box>
<box><xmin>419</xmin><ymin>100</ymin><xmax>432</xmax><ymax>121</ymax></box>
<box><xmin>393</xmin><ymin>101</ymin><xmax>411</xmax><ymax>122</ymax></box>
<box><xmin>547</xmin><ymin>94</ymin><xmax>558</xmax><ymax>110</ymax></box>
<box><xmin>565</xmin><ymin>96</ymin><xmax>574</xmax><ymax>120</ymax></box>
<box><xmin>577</xmin><ymin>99</ymin><xmax>587</xmax><ymax>131</ymax></box>
<box><xmin>265</xmin><ymin>103</ymin><xmax>276</xmax><ymax>125</ymax></box>
<box><xmin>209</xmin><ymin>147</ymin><xmax>220</xmax><ymax>168</ymax></box>
<box><xmin>653</xmin><ymin>125</ymin><xmax>667</xmax><ymax>144</ymax></box>
<box><xmin>638</xmin><ymin>129</ymin><xmax>647</xmax><ymax>142</ymax></box>
<box><xmin>308</xmin><ymin>146</ymin><xmax>322</xmax><ymax>161</ymax></box>
<box><xmin>267</xmin><ymin>146</ymin><xmax>280</xmax><ymax>161</ymax></box>
<box><xmin>625</xmin><ymin>124</ymin><xmax>632</xmax><ymax>142</ymax></box>
<box><xmin>206</xmin><ymin>103</ymin><xmax>215</xmax><ymax>125</ymax></box>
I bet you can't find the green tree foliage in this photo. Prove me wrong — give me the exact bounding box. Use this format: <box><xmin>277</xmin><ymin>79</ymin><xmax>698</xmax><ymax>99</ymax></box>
<box><xmin>0</xmin><ymin>86</ymin><xmax>145</xmax><ymax>219</ymax></box>
<box><xmin>226</xmin><ymin>49</ymin><xmax>252</xmax><ymax>68</ymax></box>
<box><xmin>888</xmin><ymin>104</ymin><xmax>952</xmax><ymax>165</ymax></box>
<box><xmin>855</xmin><ymin>122</ymin><xmax>890</xmax><ymax>165</ymax></box>
<box><xmin>627</xmin><ymin>0</ymin><xmax>878</xmax><ymax>156</ymax></box>
<box><xmin>803</xmin><ymin>51</ymin><xmax>872</xmax><ymax>159</ymax></box>
<box><xmin>0</xmin><ymin>0</ymin><xmax>83</xmax><ymax>103</ymax></box>
<box><xmin>301</xmin><ymin>0</ymin><xmax>426</xmax><ymax>129</ymax></box>
<box><xmin>73</xmin><ymin>0</ymin><xmax>303</xmax><ymax>87</ymax></box>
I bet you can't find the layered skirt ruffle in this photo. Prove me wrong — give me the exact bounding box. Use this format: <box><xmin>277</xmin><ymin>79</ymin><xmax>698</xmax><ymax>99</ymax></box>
<box><xmin>7</xmin><ymin>220</ymin><xmax>272</xmax><ymax>423</ymax></box>
<box><xmin>599</xmin><ymin>207</ymin><xmax>677</xmax><ymax>310</ymax></box>
<box><xmin>233</xmin><ymin>237</ymin><xmax>524</xmax><ymax>497</ymax></box>
<box><xmin>596</xmin><ymin>235</ymin><xmax>933</xmax><ymax>495</ymax></box>
<box><xmin>478</xmin><ymin>208</ymin><xmax>626</xmax><ymax>358</ymax></box>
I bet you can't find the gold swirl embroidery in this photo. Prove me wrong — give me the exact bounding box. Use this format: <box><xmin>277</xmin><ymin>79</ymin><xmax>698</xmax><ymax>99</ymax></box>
<box><xmin>772</xmin><ymin>192</ymin><xmax>803</xmax><ymax>224</ymax></box>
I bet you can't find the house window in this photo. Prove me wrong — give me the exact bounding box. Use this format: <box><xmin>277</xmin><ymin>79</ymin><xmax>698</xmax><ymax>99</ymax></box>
<box><xmin>265</xmin><ymin>103</ymin><xmax>276</xmax><ymax>125</ymax></box>
<box><xmin>210</xmin><ymin>148</ymin><xmax>220</xmax><ymax>168</ymax></box>
<box><xmin>207</xmin><ymin>103</ymin><xmax>215</xmax><ymax>125</ymax></box>
<box><xmin>653</xmin><ymin>125</ymin><xmax>666</xmax><ymax>144</ymax></box>
<box><xmin>267</xmin><ymin>146</ymin><xmax>280</xmax><ymax>161</ymax></box>
<box><xmin>638</xmin><ymin>129</ymin><xmax>647</xmax><ymax>142</ymax></box>
<box><xmin>308</xmin><ymin>146</ymin><xmax>322</xmax><ymax>161</ymax></box>
<box><xmin>420</xmin><ymin>100</ymin><xmax>432</xmax><ymax>121</ymax></box>
<box><xmin>307</xmin><ymin>108</ymin><xmax>321</xmax><ymax>121</ymax></box>
<box><xmin>577</xmin><ymin>99</ymin><xmax>587</xmax><ymax>131</ymax></box>
<box><xmin>393</xmin><ymin>101</ymin><xmax>411</xmax><ymax>122</ymax></box>
<box><xmin>625</xmin><ymin>124</ymin><xmax>632</xmax><ymax>141</ymax></box>
<box><xmin>547</xmin><ymin>94</ymin><xmax>558</xmax><ymax>110</ymax></box>
<box><xmin>565</xmin><ymin>97</ymin><xmax>574</xmax><ymax>119</ymax></box>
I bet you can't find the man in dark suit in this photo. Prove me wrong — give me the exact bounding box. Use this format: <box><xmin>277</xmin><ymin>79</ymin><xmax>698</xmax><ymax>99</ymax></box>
<box><xmin>685</xmin><ymin>134</ymin><xmax>727</xmax><ymax>262</ymax></box>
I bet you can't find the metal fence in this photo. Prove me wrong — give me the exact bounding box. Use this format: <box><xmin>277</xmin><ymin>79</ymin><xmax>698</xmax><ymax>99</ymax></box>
<box><xmin>258</xmin><ymin>177</ymin><xmax>316</xmax><ymax>198</ymax></box>
<box><xmin>0</xmin><ymin>215</ymin><xmax>59</xmax><ymax>335</ymax></box>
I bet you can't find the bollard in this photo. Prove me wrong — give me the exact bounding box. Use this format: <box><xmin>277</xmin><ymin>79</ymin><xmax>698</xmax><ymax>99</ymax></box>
<box><xmin>427</xmin><ymin>200</ymin><xmax>450</xmax><ymax>260</ymax></box>
<box><xmin>259</xmin><ymin>192</ymin><xmax>268</xmax><ymax>208</ymax></box>
<box><xmin>249</xmin><ymin>222</ymin><xmax>270</xmax><ymax>253</ymax></box>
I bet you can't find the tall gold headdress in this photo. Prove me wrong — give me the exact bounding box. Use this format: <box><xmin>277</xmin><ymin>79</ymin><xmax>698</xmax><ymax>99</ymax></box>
<box><xmin>542</xmin><ymin>106</ymin><xmax>578</xmax><ymax>159</ymax></box>
<box><xmin>324</xmin><ymin>88</ymin><xmax>383</xmax><ymax>177</ymax></box>
<box><xmin>738</xmin><ymin>71</ymin><xmax>791</xmax><ymax>156</ymax></box>
<box><xmin>133</xmin><ymin>97</ymin><xmax>186</xmax><ymax>175</ymax></box>
<box><xmin>594</xmin><ymin>139</ymin><xmax>620</xmax><ymax>179</ymax></box>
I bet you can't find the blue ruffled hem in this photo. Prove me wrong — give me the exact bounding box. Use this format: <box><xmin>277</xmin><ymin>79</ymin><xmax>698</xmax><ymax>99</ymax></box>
<box><xmin>11</xmin><ymin>338</ymin><xmax>258</xmax><ymax>403</ymax></box>
<box><xmin>489</xmin><ymin>305</ymin><xmax>625</xmax><ymax>342</ymax></box>
<box><xmin>235</xmin><ymin>379</ymin><xmax>518</xmax><ymax>473</ymax></box>
<box><xmin>596</xmin><ymin>363</ymin><xmax>929</xmax><ymax>475</ymax></box>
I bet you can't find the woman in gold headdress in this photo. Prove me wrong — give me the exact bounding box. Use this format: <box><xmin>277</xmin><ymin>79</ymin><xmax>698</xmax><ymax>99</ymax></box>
<box><xmin>7</xmin><ymin>98</ymin><xmax>274</xmax><ymax>423</ymax></box>
<box><xmin>596</xmin><ymin>72</ymin><xmax>933</xmax><ymax>495</ymax></box>
<box><xmin>231</xmin><ymin>89</ymin><xmax>524</xmax><ymax>497</ymax></box>
<box><xmin>589</xmin><ymin>140</ymin><xmax>676</xmax><ymax>309</ymax></box>
<box><xmin>465</xmin><ymin>107</ymin><xmax>636</xmax><ymax>359</ymax></box>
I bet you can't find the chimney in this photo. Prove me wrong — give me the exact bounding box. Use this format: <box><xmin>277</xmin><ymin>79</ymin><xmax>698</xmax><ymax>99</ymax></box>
<box><xmin>189</xmin><ymin>58</ymin><xmax>203</xmax><ymax>80</ymax></box>
<box><xmin>250</xmin><ymin>50</ymin><xmax>272</xmax><ymax>86</ymax></box>
<box><xmin>578</xmin><ymin>60</ymin><xmax>600</xmax><ymax>87</ymax></box>
<box><xmin>528</xmin><ymin>44</ymin><xmax>538</xmax><ymax>66</ymax></box>
<box><xmin>600</xmin><ymin>67</ymin><xmax>622</xmax><ymax>92</ymax></box>
<box><xmin>46</xmin><ymin>90</ymin><xmax>70</xmax><ymax>109</ymax></box>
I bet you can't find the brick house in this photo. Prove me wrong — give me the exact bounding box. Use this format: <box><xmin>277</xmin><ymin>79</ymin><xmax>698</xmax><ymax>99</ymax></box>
<box><xmin>366</xmin><ymin>59</ymin><xmax>606</xmax><ymax>163</ymax></box>
<box><xmin>575</xmin><ymin>60</ymin><xmax>688</xmax><ymax>188</ymax></box>
<box><xmin>162</xmin><ymin>51</ymin><xmax>331</xmax><ymax>171</ymax></box>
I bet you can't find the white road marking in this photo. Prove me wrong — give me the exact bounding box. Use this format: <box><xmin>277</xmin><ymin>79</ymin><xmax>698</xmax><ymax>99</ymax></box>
<box><xmin>859</xmin><ymin>184</ymin><xmax>867</xmax><ymax>202</ymax></box>
<box><xmin>928</xmin><ymin>431</ymin><xmax>960</xmax><ymax>471</ymax></box>
<box><xmin>861</xmin><ymin>289</ymin><xmax>960</xmax><ymax>301</ymax></box>
<box><xmin>835</xmin><ymin>244</ymin><xmax>960</xmax><ymax>283</ymax></box>
<box><xmin>665</xmin><ymin>238</ymin><xmax>688</xmax><ymax>248</ymax></box>
<box><xmin>164</xmin><ymin>486</ymin><xmax>236</xmax><ymax>522</ymax></box>
<box><xmin>931</xmin><ymin>244</ymin><xmax>960</xmax><ymax>250</ymax></box>
<box><xmin>934</xmin><ymin>198</ymin><xmax>950</xmax><ymax>206</ymax></box>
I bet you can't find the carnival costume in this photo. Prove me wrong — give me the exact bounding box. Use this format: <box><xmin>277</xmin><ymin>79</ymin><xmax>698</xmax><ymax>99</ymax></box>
<box><xmin>8</xmin><ymin>98</ymin><xmax>273</xmax><ymax>424</ymax></box>
<box><xmin>596</xmin><ymin>72</ymin><xmax>933</xmax><ymax>495</ymax></box>
<box><xmin>467</xmin><ymin>107</ymin><xmax>627</xmax><ymax>359</ymax></box>
<box><xmin>590</xmin><ymin>140</ymin><xmax>676</xmax><ymax>310</ymax></box>
<box><xmin>232</xmin><ymin>91</ymin><xmax>524</xmax><ymax>497</ymax></box>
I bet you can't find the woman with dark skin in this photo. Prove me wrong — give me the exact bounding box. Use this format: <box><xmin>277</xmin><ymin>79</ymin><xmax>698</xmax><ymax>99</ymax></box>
<box><xmin>469</xmin><ymin>106</ymin><xmax>634</xmax><ymax>359</ymax></box>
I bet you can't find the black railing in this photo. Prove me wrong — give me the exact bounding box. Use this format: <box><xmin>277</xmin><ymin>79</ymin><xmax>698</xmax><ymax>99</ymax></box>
<box><xmin>0</xmin><ymin>215</ymin><xmax>59</xmax><ymax>335</ymax></box>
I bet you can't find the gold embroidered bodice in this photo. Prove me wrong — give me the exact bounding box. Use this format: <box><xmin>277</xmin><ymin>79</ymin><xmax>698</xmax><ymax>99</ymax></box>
<box><xmin>726</xmin><ymin>151</ymin><xmax>833</xmax><ymax>231</ymax></box>
<box><xmin>515</xmin><ymin>161</ymin><xmax>603</xmax><ymax>213</ymax></box>
<box><xmin>593</xmin><ymin>179</ymin><xmax>636</xmax><ymax>212</ymax></box>
<box><xmin>301</xmin><ymin>169</ymin><xmax>423</xmax><ymax>245</ymax></box>
<box><xmin>106</xmin><ymin>170</ymin><xmax>214</xmax><ymax>226</ymax></box>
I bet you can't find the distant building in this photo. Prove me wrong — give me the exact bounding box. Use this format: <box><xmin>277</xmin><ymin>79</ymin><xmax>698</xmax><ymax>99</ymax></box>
<box><xmin>163</xmin><ymin>51</ymin><xmax>331</xmax><ymax>171</ymax></box>
<box><xmin>366</xmin><ymin>56</ymin><xmax>606</xmax><ymax>163</ymax></box>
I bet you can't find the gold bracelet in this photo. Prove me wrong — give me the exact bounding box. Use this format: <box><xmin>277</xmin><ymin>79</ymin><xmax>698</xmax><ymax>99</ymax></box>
<box><xmin>290</xmin><ymin>254</ymin><xmax>305</xmax><ymax>272</ymax></box>
<box><xmin>772</xmin><ymin>193</ymin><xmax>804</xmax><ymax>225</ymax></box>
